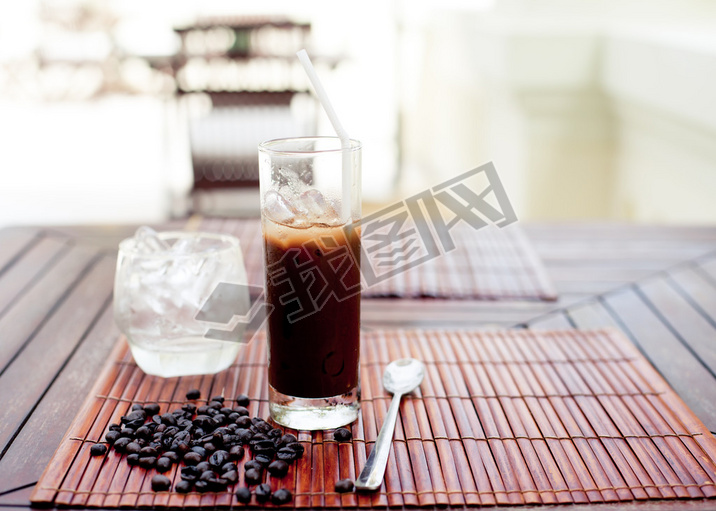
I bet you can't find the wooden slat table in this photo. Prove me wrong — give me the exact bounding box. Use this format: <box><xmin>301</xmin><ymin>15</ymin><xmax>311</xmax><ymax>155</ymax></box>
<box><xmin>1</xmin><ymin>221</ymin><xmax>716</xmax><ymax>510</ymax></box>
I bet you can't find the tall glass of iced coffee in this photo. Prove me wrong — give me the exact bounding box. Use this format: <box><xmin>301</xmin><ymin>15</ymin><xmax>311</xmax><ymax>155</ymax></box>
<box><xmin>259</xmin><ymin>137</ymin><xmax>361</xmax><ymax>430</ymax></box>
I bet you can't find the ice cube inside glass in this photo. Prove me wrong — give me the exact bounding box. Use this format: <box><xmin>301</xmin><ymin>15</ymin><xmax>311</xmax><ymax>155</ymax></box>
<box><xmin>114</xmin><ymin>231</ymin><xmax>249</xmax><ymax>378</ymax></box>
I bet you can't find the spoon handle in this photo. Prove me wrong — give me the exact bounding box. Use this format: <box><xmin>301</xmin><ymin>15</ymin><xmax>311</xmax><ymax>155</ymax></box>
<box><xmin>355</xmin><ymin>392</ymin><xmax>403</xmax><ymax>490</ymax></box>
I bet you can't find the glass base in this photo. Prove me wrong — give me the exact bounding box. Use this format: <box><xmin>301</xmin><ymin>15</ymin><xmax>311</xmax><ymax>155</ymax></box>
<box><xmin>269</xmin><ymin>385</ymin><xmax>359</xmax><ymax>430</ymax></box>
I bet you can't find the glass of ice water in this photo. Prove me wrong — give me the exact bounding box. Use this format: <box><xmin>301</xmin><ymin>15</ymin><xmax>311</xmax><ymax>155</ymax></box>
<box><xmin>113</xmin><ymin>228</ymin><xmax>250</xmax><ymax>378</ymax></box>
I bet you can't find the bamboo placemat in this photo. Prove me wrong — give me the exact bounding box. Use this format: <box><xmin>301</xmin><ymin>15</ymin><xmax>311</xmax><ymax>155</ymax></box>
<box><xmin>32</xmin><ymin>329</ymin><xmax>716</xmax><ymax>508</ymax></box>
<box><xmin>194</xmin><ymin>217</ymin><xmax>557</xmax><ymax>301</ymax></box>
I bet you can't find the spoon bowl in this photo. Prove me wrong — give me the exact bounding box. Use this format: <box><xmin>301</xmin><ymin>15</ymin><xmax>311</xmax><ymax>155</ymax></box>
<box><xmin>383</xmin><ymin>358</ymin><xmax>426</xmax><ymax>395</ymax></box>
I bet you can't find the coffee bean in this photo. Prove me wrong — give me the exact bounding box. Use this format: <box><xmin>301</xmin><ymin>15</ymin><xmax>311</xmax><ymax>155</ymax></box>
<box><xmin>254</xmin><ymin>454</ymin><xmax>272</xmax><ymax>467</ymax></box>
<box><xmin>162</xmin><ymin>426</ymin><xmax>179</xmax><ymax>438</ymax></box>
<box><xmin>199</xmin><ymin>470</ymin><xmax>215</xmax><ymax>483</ymax></box>
<box><xmin>151</xmin><ymin>474</ymin><xmax>171</xmax><ymax>491</ymax></box>
<box><xmin>112</xmin><ymin>437</ymin><xmax>131</xmax><ymax>452</ymax></box>
<box><xmin>183</xmin><ymin>452</ymin><xmax>202</xmax><ymax>466</ymax></box>
<box><xmin>140</xmin><ymin>446</ymin><xmax>158</xmax><ymax>457</ymax></box>
<box><xmin>335</xmin><ymin>478</ymin><xmax>354</xmax><ymax>493</ymax></box>
<box><xmin>123</xmin><ymin>411</ymin><xmax>145</xmax><ymax>429</ymax></box>
<box><xmin>143</xmin><ymin>403</ymin><xmax>160</xmax><ymax>415</ymax></box>
<box><xmin>207</xmin><ymin>476</ymin><xmax>228</xmax><ymax>492</ymax></box>
<box><xmin>208</xmin><ymin>401</ymin><xmax>223</xmax><ymax>410</ymax></box>
<box><xmin>156</xmin><ymin>457</ymin><xmax>172</xmax><ymax>472</ymax></box>
<box><xmin>223</xmin><ymin>470</ymin><xmax>238</xmax><ymax>485</ymax></box>
<box><xmin>162</xmin><ymin>450</ymin><xmax>179</xmax><ymax>463</ymax></box>
<box><xmin>125</xmin><ymin>410</ymin><xmax>146</xmax><ymax>423</ymax></box>
<box><xmin>175</xmin><ymin>479</ymin><xmax>193</xmax><ymax>493</ymax></box>
<box><xmin>139</xmin><ymin>456</ymin><xmax>157</xmax><ymax>469</ymax></box>
<box><xmin>211</xmin><ymin>395</ymin><xmax>225</xmax><ymax>403</ymax></box>
<box><xmin>118</xmin><ymin>428</ymin><xmax>135</xmax><ymax>439</ymax></box>
<box><xmin>108</xmin><ymin>423</ymin><xmax>121</xmax><ymax>431</ymax></box>
<box><xmin>333</xmin><ymin>428</ymin><xmax>352</xmax><ymax>442</ymax></box>
<box><xmin>221</xmin><ymin>462</ymin><xmax>238</xmax><ymax>473</ymax></box>
<box><xmin>182</xmin><ymin>403</ymin><xmax>197</xmax><ymax>414</ymax></box>
<box><xmin>191</xmin><ymin>446</ymin><xmax>206</xmax><ymax>459</ymax></box>
<box><xmin>104</xmin><ymin>430</ymin><xmax>120</xmax><ymax>445</ymax></box>
<box><xmin>90</xmin><ymin>443</ymin><xmax>107</xmax><ymax>456</ymax></box>
<box><xmin>235</xmin><ymin>394</ymin><xmax>250</xmax><ymax>407</ymax></box>
<box><xmin>193</xmin><ymin>415</ymin><xmax>213</xmax><ymax>430</ymax></box>
<box><xmin>180</xmin><ymin>466</ymin><xmax>199</xmax><ymax>482</ymax></box>
<box><xmin>160</xmin><ymin>413</ymin><xmax>176</xmax><ymax>426</ymax></box>
<box><xmin>251</xmin><ymin>418</ymin><xmax>271</xmax><ymax>433</ymax></box>
<box><xmin>249</xmin><ymin>432</ymin><xmax>268</xmax><ymax>445</ymax></box>
<box><xmin>255</xmin><ymin>483</ymin><xmax>272</xmax><ymax>502</ymax></box>
<box><xmin>285</xmin><ymin>442</ymin><xmax>305</xmax><ymax>455</ymax></box>
<box><xmin>244</xmin><ymin>468</ymin><xmax>262</xmax><ymax>485</ymax></box>
<box><xmin>252</xmin><ymin>438</ymin><xmax>276</xmax><ymax>451</ymax></box>
<box><xmin>271</xmin><ymin>488</ymin><xmax>292</xmax><ymax>505</ymax></box>
<box><xmin>203</xmin><ymin>441</ymin><xmax>217</xmax><ymax>454</ymax></box>
<box><xmin>212</xmin><ymin>414</ymin><xmax>227</xmax><ymax>427</ymax></box>
<box><xmin>276</xmin><ymin>448</ymin><xmax>298</xmax><ymax>462</ymax></box>
<box><xmin>192</xmin><ymin>461</ymin><xmax>208</xmax><ymax>473</ymax></box>
<box><xmin>268</xmin><ymin>460</ymin><xmax>289</xmax><ymax>477</ymax></box>
<box><xmin>229</xmin><ymin>445</ymin><xmax>245</xmax><ymax>461</ymax></box>
<box><xmin>125</xmin><ymin>442</ymin><xmax>141</xmax><ymax>455</ymax></box>
<box><xmin>194</xmin><ymin>480</ymin><xmax>209</xmax><ymax>492</ymax></box>
<box><xmin>131</xmin><ymin>403</ymin><xmax>143</xmax><ymax>411</ymax></box>
<box><xmin>279</xmin><ymin>434</ymin><xmax>297</xmax><ymax>446</ymax></box>
<box><xmin>268</xmin><ymin>428</ymin><xmax>282</xmax><ymax>439</ymax></box>
<box><xmin>235</xmin><ymin>416</ymin><xmax>252</xmax><ymax>429</ymax></box>
<box><xmin>197</xmin><ymin>433</ymin><xmax>213</xmax><ymax>444</ymax></box>
<box><xmin>235</xmin><ymin>487</ymin><xmax>251</xmax><ymax>504</ymax></box>
<box><xmin>186</xmin><ymin>389</ymin><xmax>201</xmax><ymax>400</ymax></box>
<box><xmin>135</xmin><ymin>426</ymin><xmax>152</xmax><ymax>439</ymax></box>
<box><xmin>233</xmin><ymin>406</ymin><xmax>249</xmax><ymax>417</ymax></box>
<box><xmin>126</xmin><ymin>453</ymin><xmax>140</xmax><ymax>466</ymax></box>
<box><xmin>209</xmin><ymin>449</ymin><xmax>229</xmax><ymax>468</ymax></box>
<box><xmin>171</xmin><ymin>431</ymin><xmax>191</xmax><ymax>451</ymax></box>
<box><xmin>237</xmin><ymin>429</ymin><xmax>253</xmax><ymax>444</ymax></box>
<box><xmin>244</xmin><ymin>460</ymin><xmax>263</xmax><ymax>472</ymax></box>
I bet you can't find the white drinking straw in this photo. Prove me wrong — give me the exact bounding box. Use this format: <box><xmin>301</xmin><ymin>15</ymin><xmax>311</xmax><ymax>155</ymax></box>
<box><xmin>296</xmin><ymin>49</ymin><xmax>352</xmax><ymax>223</ymax></box>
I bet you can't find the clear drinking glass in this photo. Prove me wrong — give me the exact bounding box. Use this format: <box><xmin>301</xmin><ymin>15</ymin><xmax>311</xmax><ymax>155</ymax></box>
<box><xmin>259</xmin><ymin>136</ymin><xmax>361</xmax><ymax>430</ymax></box>
<box><xmin>113</xmin><ymin>230</ymin><xmax>249</xmax><ymax>378</ymax></box>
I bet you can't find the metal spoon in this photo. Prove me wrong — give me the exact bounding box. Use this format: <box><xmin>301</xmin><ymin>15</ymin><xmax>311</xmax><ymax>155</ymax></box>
<box><xmin>355</xmin><ymin>358</ymin><xmax>426</xmax><ymax>491</ymax></box>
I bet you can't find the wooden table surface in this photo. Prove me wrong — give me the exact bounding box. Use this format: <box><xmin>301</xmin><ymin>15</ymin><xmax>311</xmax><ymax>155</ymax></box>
<box><xmin>1</xmin><ymin>221</ymin><xmax>716</xmax><ymax>510</ymax></box>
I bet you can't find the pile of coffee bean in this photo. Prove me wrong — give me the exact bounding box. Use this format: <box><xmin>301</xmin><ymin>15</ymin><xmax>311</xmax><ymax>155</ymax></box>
<box><xmin>92</xmin><ymin>390</ymin><xmax>305</xmax><ymax>504</ymax></box>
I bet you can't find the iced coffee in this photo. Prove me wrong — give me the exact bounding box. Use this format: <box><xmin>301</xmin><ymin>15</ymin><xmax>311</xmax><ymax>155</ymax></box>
<box><xmin>258</xmin><ymin>137</ymin><xmax>361</xmax><ymax>430</ymax></box>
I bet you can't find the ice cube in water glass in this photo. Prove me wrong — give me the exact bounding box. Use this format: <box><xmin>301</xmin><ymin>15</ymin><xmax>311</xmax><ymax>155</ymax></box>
<box><xmin>171</xmin><ymin>236</ymin><xmax>213</xmax><ymax>255</ymax></box>
<box><xmin>264</xmin><ymin>190</ymin><xmax>297</xmax><ymax>225</ymax></box>
<box><xmin>134</xmin><ymin>226</ymin><xmax>170</xmax><ymax>253</ymax></box>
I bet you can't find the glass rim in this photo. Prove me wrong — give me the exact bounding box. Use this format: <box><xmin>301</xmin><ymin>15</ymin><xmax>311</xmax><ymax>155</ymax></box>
<box><xmin>258</xmin><ymin>136</ymin><xmax>361</xmax><ymax>156</ymax></box>
<box><xmin>118</xmin><ymin>231</ymin><xmax>241</xmax><ymax>259</ymax></box>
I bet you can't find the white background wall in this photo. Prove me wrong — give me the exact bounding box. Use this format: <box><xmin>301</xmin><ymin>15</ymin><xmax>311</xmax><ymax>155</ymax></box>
<box><xmin>399</xmin><ymin>0</ymin><xmax>716</xmax><ymax>223</ymax></box>
<box><xmin>2</xmin><ymin>0</ymin><xmax>716</xmax><ymax>227</ymax></box>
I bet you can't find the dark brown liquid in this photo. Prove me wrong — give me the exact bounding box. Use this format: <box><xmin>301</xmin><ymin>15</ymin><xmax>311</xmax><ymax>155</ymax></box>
<box><xmin>263</xmin><ymin>220</ymin><xmax>360</xmax><ymax>398</ymax></box>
